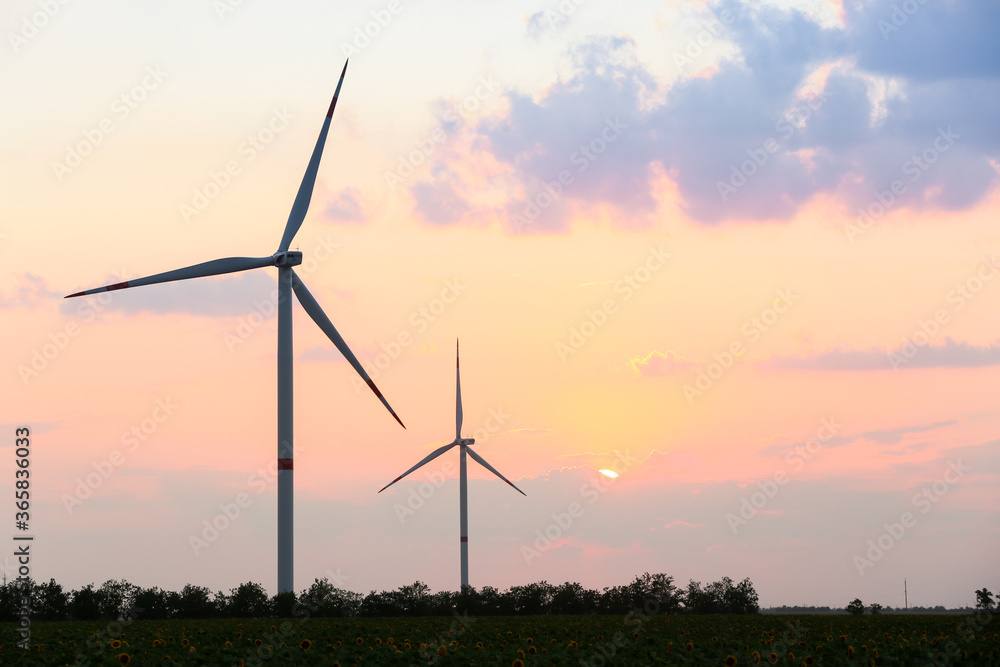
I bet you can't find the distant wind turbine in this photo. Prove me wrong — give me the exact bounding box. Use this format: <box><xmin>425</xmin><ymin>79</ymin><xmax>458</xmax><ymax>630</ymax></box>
<box><xmin>379</xmin><ymin>340</ymin><xmax>524</xmax><ymax>589</ymax></box>
<box><xmin>65</xmin><ymin>61</ymin><xmax>405</xmax><ymax>593</ymax></box>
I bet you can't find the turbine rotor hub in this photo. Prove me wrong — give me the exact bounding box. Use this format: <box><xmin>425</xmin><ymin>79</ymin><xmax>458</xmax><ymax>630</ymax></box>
<box><xmin>273</xmin><ymin>251</ymin><xmax>303</xmax><ymax>267</ymax></box>
<box><xmin>459</xmin><ymin>438</ymin><xmax>476</xmax><ymax>446</ymax></box>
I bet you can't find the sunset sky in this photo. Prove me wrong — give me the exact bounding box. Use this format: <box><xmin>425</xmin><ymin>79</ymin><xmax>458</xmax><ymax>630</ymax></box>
<box><xmin>2</xmin><ymin>0</ymin><xmax>998</xmax><ymax>609</ymax></box>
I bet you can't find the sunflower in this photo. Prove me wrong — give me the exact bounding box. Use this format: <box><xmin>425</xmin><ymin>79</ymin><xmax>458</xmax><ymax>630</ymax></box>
<box><xmin>111</xmin><ymin>640</ymin><xmax>122</xmax><ymax>649</ymax></box>
<box><xmin>528</xmin><ymin>646</ymin><xmax>537</xmax><ymax>654</ymax></box>
<box><xmin>356</xmin><ymin>637</ymin><xmax>363</xmax><ymax>645</ymax></box>
<box><xmin>300</xmin><ymin>639</ymin><xmax>312</xmax><ymax>651</ymax></box>
<box><xmin>805</xmin><ymin>657</ymin><xmax>815</xmax><ymax>665</ymax></box>
<box><xmin>567</xmin><ymin>641</ymin><xmax>578</xmax><ymax>648</ymax></box>
<box><xmin>181</xmin><ymin>638</ymin><xmax>190</xmax><ymax>647</ymax></box>
<box><xmin>767</xmin><ymin>652</ymin><xmax>778</xmax><ymax>665</ymax></box>
<box><xmin>685</xmin><ymin>642</ymin><xmax>694</xmax><ymax>653</ymax></box>
<box><xmin>517</xmin><ymin>649</ymin><xmax>525</xmax><ymax>658</ymax></box>
<box><xmin>724</xmin><ymin>655</ymin><xmax>737</xmax><ymax>666</ymax></box>
<box><xmin>751</xmin><ymin>650</ymin><xmax>761</xmax><ymax>664</ymax></box>
<box><xmin>375</xmin><ymin>638</ymin><xmax>382</xmax><ymax>646</ymax></box>
<box><xmin>254</xmin><ymin>639</ymin><xmax>263</xmax><ymax>647</ymax></box>
<box><xmin>437</xmin><ymin>646</ymin><xmax>447</xmax><ymax>656</ymax></box>
<box><xmin>512</xmin><ymin>660</ymin><xmax>524</xmax><ymax>667</ymax></box>
<box><xmin>847</xmin><ymin>646</ymin><xmax>854</xmax><ymax>658</ymax></box>
<box><xmin>116</xmin><ymin>654</ymin><xmax>130</xmax><ymax>664</ymax></box>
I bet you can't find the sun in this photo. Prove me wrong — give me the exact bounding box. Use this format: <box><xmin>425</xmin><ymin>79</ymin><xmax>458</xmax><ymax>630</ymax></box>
<box><xmin>598</xmin><ymin>469</ymin><xmax>619</xmax><ymax>478</ymax></box>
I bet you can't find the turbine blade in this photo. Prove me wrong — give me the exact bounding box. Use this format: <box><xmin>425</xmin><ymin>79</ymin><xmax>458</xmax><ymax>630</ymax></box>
<box><xmin>64</xmin><ymin>256</ymin><xmax>275</xmax><ymax>298</ymax></box>
<box><xmin>456</xmin><ymin>338</ymin><xmax>463</xmax><ymax>440</ymax></box>
<box><xmin>378</xmin><ymin>442</ymin><xmax>457</xmax><ymax>493</ymax></box>
<box><xmin>467</xmin><ymin>448</ymin><xmax>526</xmax><ymax>496</ymax></box>
<box><xmin>278</xmin><ymin>60</ymin><xmax>349</xmax><ymax>252</ymax></box>
<box><xmin>290</xmin><ymin>269</ymin><xmax>405</xmax><ymax>428</ymax></box>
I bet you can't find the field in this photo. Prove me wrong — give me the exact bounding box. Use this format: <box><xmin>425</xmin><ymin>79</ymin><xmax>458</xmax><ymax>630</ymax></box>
<box><xmin>2</xmin><ymin>613</ymin><xmax>997</xmax><ymax>665</ymax></box>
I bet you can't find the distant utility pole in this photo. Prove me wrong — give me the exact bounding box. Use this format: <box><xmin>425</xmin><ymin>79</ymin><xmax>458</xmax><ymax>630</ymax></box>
<box><xmin>905</xmin><ymin>579</ymin><xmax>908</xmax><ymax>610</ymax></box>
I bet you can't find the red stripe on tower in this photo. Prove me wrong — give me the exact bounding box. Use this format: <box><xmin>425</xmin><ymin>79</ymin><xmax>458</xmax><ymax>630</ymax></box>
<box><xmin>460</xmin><ymin>537</ymin><xmax>468</xmax><ymax>542</ymax></box>
<box><xmin>278</xmin><ymin>458</ymin><xmax>293</xmax><ymax>470</ymax></box>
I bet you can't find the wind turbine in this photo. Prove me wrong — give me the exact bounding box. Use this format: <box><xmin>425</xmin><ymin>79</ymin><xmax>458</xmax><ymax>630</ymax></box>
<box><xmin>65</xmin><ymin>61</ymin><xmax>405</xmax><ymax>594</ymax></box>
<box><xmin>379</xmin><ymin>340</ymin><xmax>524</xmax><ymax>590</ymax></box>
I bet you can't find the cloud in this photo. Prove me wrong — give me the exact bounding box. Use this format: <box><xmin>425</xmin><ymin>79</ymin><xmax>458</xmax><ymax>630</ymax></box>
<box><xmin>462</xmin><ymin>2</ymin><xmax>1000</xmax><ymax>230</ymax></box>
<box><xmin>628</xmin><ymin>350</ymin><xmax>697</xmax><ymax>376</ymax></box>
<box><xmin>764</xmin><ymin>338</ymin><xmax>1000</xmax><ymax>371</ymax></box>
<box><xmin>845</xmin><ymin>1</ymin><xmax>1000</xmax><ymax>82</ymax></box>
<box><xmin>0</xmin><ymin>273</ymin><xmax>62</xmax><ymax>308</ymax></box>
<box><xmin>411</xmin><ymin>170</ymin><xmax>470</xmax><ymax>226</ymax></box>
<box><xmin>323</xmin><ymin>187</ymin><xmax>365</xmax><ymax>224</ymax></box>
<box><xmin>756</xmin><ymin>420</ymin><xmax>958</xmax><ymax>458</ymax></box>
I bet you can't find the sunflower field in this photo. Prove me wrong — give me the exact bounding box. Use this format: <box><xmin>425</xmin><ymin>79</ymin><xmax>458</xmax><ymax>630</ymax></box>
<box><xmin>1</xmin><ymin>613</ymin><xmax>997</xmax><ymax>665</ymax></box>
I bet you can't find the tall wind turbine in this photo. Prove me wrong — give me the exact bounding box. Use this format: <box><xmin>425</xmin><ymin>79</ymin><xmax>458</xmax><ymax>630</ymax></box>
<box><xmin>65</xmin><ymin>61</ymin><xmax>405</xmax><ymax>593</ymax></box>
<box><xmin>379</xmin><ymin>340</ymin><xmax>524</xmax><ymax>589</ymax></box>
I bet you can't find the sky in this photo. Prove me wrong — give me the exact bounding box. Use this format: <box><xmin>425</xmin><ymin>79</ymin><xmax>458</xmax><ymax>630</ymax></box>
<box><xmin>1</xmin><ymin>0</ymin><xmax>998</xmax><ymax>609</ymax></box>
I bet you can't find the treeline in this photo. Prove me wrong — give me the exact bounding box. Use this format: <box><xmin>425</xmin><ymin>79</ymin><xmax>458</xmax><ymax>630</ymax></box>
<box><xmin>0</xmin><ymin>573</ymin><xmax>759</xmax><ymax>621</ymax></box>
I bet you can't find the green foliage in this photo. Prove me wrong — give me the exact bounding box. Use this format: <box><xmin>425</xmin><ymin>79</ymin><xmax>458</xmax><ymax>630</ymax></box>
<box><xmin>976</xmin><ymin>588</ymin><xmax>995</xmax><ymax>613</ymax></box>
<box><xmin>1</xmin><ymin>612</ymin><xmax>997</xmax><ymax>665</ymax></box>
<box><xmin>846</xmin><ymin>598</ymin><xmax>865</xmax><ymax>615</ymax></box>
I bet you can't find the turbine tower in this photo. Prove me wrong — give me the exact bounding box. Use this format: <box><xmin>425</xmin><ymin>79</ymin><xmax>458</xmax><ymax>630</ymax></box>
<box><xmin>65</xmin><ymin>61</ymin><xmax>404</xmax><ymax>593</ymax></box>
<box><xmin>379</xmin><ymin>340</ymin><xmax>524</xmax><ymax>589</ymax></box>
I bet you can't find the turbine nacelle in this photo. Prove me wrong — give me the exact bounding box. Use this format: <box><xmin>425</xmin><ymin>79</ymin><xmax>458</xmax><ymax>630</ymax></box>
<box><xmin>457</xmin><ymin>438</ymin><xmax>476</xmax><ymax>446</ymax></box>
<box><xmin>273</xmin><ymin>250</ymin><xmax>303</xmax><ymax>267</ymax></box>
